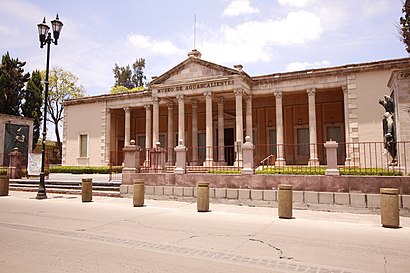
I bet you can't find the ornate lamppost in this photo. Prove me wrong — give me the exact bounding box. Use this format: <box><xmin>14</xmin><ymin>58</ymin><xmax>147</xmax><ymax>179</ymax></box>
<box><xmin>36</xmin><ymin>14</ymin><xmax>63</xmax><ymax>199</ymax></box>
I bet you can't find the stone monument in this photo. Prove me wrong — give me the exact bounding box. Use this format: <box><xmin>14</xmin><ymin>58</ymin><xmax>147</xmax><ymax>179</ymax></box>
<box><xmin>379</xmin><ymin>95</ymin><xmax>397</xmax><ymax>166</ymax></box>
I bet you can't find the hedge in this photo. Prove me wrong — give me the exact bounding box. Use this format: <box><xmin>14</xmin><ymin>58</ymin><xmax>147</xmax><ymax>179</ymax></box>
<box><xmin>49</xmin><ymin>166</ymin><xmax>122</xmax><ymax>174</ymax></box>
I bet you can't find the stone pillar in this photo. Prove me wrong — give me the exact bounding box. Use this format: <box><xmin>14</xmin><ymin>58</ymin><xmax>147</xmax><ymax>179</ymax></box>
<box><xmin>81</xmin><ymin>178</ymin><xmax>93</xmax><ymax>202</ymax></box>
<box><xmin>166</xmin><ymin>102</ymin><xmax>174</xmax><ymax>165</ymax></box>
<box><xmin>191</xmin><ymin>99</ymin><xmax>199</xmax><ymax>166</ymax></box>
<box><xmin>8</xmin><ymin>148</ymin><xmax>22</xmax><ymax>179</ymax></box>
<box><xmin>307</xmin><ymin>88</ymin><xmax>319</xmax><ymax>166</ymax></box>
<box><xmin>274</xmin><ymin>90</ymin><xmax>286</xmax><ymax>166</ymax></box>
<box><xmin>124</xmin><ymin>107</ymin><xmax>131</xmax><ymax>146</ymax></box>
<box><xmin>152</xmin><ymin>97</ymin><xmax>160</xmax><ymax>147</ymax></box>
<box><xmin>144</xmin><ymin>104</ymin><xmax>152</xmax><ymax>165</ymax></box>
<box><xmin>217</xmin><ymin>97</ymin><xmax>225</xmax><ymax>164</ymax></box>
<box><xmin>245</xmin><ymin>94</ymin><xmax>253</xmax><ymax>142</ymax></box>
<box><xmin>342</xmin><ymin>85</ymin><xmax>352</xmax><ymax>166</ymax></box>
<box><xmin>197</xmin><ymin>182</ymin><xmax>210</xmax><ymax>212</ymax></box>
<box><xmin>204</xmin><ymin>91</ymin><xmax>213</xmax><ymax>167</ymax></box>
<box><xmin>242</xmin><ymin>136</ymin><xmax>254</xmax><ymax>175</ymax></box>
<box><xmin>122</xmin><ymin>142</ymin><xmax>142</xmax><ymax>185</ymax></box>
<box><xmin>278</xmin><ymin>184</ymin><xmax>293</xmax><ymax>219</ymax></box>
<box><xmin>380</xmin><ymin>188</ymin><xmax>400</xmax><ymax>228</ymax></box>
<box><xmin>177</xmin><ymin>95</ymin><xmax>185</xmax><ymax>145</ymax></box>
<box><xmin>234</xmin><ymin>89</ymin><xmax>244</xmax><ymax>167</ymax></box>
<box><xmin>105</xmin><ymin>109</ymin><xmax>111</xmax><ymax>165</ymax></box>
<box><xmin>324</xmin><ymin>140</ymin><xmax>340</xmax><ymax>175</ymax></box>
<box><xmin>174</xmin><ymin>139</ymin><xmax>187</xmax><ymax>174</ymax></box>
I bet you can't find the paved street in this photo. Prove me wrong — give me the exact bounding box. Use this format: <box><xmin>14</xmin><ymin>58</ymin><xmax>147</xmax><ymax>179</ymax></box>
<box><xmin>0</xmin><ymin>191</ymin><xmax>409</xmax><ymax>273</ymax></box>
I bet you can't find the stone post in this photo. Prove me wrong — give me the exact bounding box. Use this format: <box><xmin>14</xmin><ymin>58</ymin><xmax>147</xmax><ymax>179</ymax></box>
<box><xmin>242</xmin><ymin>136</ymin><xmax>254</xmax><ymax>175</ymax></box>
<box><xmin>122</xmin><ymin>141</ymin><xmax>141</xmax><ymax>185</ymax></box>
<box><xmin>133</xmin><ymin>178</ymin><xmax>145</xmax><ymax>207</ymax></box>
<box><xmin>197</xmin><ymin>181</ymin><xmax>209</xmax><ymax>212</ymax></box>
<box><xmin>324</xmin><ymin>140</ymin><xmax>340</xmax><ymax>175</ymax></box>
<box><xmin>278</xmin><ymin>184</ymin><xmax>293</xmax><ymax>219</ymax></box>
<box><xmin>0</xmin><ymin>175</ymin><xmax>9</xmax><ymax>196</ymax></box>
<box><xmin>81</xmin><ymin>178</ymin><xmax>93</xmax><ymax>202</ymax></box>
<box><xmin>174</xmin><ymin>139</ymin><xmax>187</xmax><ymax>174</ymax></box>
<box><xmin>8</xmin><ymin>147</ymin><xmax>22</xmax><ymax>179</ymax></box>
<box><xmin>380</xmin><ymin>188</ymin><xmax>400</xmax><ymax>228</ymax></box>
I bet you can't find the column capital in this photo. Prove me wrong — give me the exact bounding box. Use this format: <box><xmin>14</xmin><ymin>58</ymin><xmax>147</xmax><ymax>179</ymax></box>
<box><xmin>234</xmin><ymin>88</ymin><xmax>243</xmax><ymax>96</ymax></box>
<box><xmin>167</xmin><ymin>102</ymin><xmax>174</xmax><ymax>109</ymax></box>
<box><xmin>217</xmin><ymin>96</ymin><xmax>224</xmax><ymax>104</ymax></box>
<box><xmin>144</xmin><ymin>104</ymin><xmax>152</xmax><ymax>110</ymax></box>
<box><xmin>342</xmin><ymin>85</ymin><xmax>348</xmax><ymax>94</ymax></box>
<box><xmin>203</xmin><ymin>91</ymin><xmax>213</xmax><ymax>99</ymax></box>
<box><xmin>273</xmin><ymin>90</ymin><xmax>283</xmax><ymax>98</ymax></box>
<box><xmin>124</xmin><ymin>107</ymin><xmax>130</xmax><ymax>113</ymax></box>
<box><xmin>307</xmin><ymin>88</ymin><xmax>316</xmax><ymax>96</ymax></box>
<box><xmin>176</xmin><ymin>94</ymin><xmax>184</xmax><ymax>101</ymax></box>
<box><xmin>152</xmin><ymin>96</ymin><xmax>160</xmax><ymax>103</ymax></box>
<box><xmin>245</xmin><ymin>94</ymin><xmax>252</xmax><ymax>101</ymax></box>
<box><xmin>191</xmin><ymin>99</ymin><xmax>198</xmax><ymax>108</ymax></box>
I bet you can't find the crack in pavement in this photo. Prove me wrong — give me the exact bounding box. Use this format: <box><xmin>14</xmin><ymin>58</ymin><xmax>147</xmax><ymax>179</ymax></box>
<box><xmin>248</xmin><ymin>238</ymin><xmax>294</xmax><ymax>260</ymax></box>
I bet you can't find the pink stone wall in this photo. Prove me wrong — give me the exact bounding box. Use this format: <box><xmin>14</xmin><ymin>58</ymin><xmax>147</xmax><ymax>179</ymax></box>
<box><xmin>125</xmin><ymin>173</ymin><xmax>410</xmax><ymax>194</ymax></box>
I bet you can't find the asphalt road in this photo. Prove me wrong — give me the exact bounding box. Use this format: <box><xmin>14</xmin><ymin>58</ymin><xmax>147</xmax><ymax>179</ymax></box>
<box><xmin>0</xmin><ymin>191</ymin><xmax>409</xmax><ymax>273</ymax></box>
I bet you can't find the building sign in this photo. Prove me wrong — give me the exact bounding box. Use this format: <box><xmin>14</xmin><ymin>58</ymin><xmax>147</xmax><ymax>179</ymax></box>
<box><xmin>157</xmin><ymin>79</ymin><xmax>234</xmax><ymax>93</ymax></box>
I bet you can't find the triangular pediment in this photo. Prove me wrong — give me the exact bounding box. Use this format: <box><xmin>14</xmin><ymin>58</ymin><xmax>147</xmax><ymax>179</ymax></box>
<box><xmin>151</xmin><ymin>55</ymin><xmax>243</xmax><ymax>86</ymax></box>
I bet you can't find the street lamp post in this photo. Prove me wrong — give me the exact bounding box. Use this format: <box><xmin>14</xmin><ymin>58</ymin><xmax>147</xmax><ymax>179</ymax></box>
<box><xmin>36</xmin><ymin>14</ymin><xmax>63</xmax><ymax>200</ymax></box>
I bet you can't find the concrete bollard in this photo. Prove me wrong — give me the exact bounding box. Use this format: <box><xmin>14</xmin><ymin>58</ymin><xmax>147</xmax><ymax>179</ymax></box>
<box><xmin>0</xmin><ymin>175</ymin><xmax>9</xmax><ymax>196</ymax></box>
<box><xmin>133</xmin><ymin>179</ymin><xmax>145</xmax><ymax>207</ymax></box>
<box><xmin>81</xmin><ymin>178</ymin><xmax>93</xmax><ymax>202</ymax></box>
<box><xmin>278</xmin><ymin>184</ymin><xmax>293</xmax><ymax>219</ymax></box>
<box><xmin>380</xmin><ymin>188</ymin><xmax>400</xmax><ymax>228</ymax></box>
<box><xmin>197</xmin><ymin>182</ymin><xmax>209</xmax><ymax>212</ymax></box>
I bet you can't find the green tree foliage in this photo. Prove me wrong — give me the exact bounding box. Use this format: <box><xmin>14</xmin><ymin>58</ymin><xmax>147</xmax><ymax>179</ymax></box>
<box><xmin>21</xmin><ymin>70</ymin><xmax>43</xmax><ymax>150</ymax></box>
<box><xmin>111</xmin><ymin>58</ymin><xmax>146</xmax><ymax>94</ymax></box>
<box><xmin>0</xmin><ymin>52</ymin><xmax>30</xmax><ymax>115</ymax></box>
<box><xmin>43</xmin><ymin>66</ymin><xmax>85</xmax><ymax>153</ymax></box>
<box><xmin>400</xmin><ymin>0</ymin><xmax>410</xmax><ymax>53</ymax></box>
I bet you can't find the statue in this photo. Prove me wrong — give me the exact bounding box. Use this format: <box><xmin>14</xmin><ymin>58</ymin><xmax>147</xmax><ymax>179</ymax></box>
<box><xmin>379</xmin><ymin>95</ymin><xmax>397</xmax><ymax>166</ymax></box>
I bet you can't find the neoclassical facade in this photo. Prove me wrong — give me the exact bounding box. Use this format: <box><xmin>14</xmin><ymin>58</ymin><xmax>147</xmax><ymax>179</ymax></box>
<box><xmin>62</xmin><ymin>50</ymin><xmax>410</xmax><ymax>169</ymax></box>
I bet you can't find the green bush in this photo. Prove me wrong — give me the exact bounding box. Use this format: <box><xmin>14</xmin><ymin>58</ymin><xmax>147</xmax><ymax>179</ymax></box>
<box><xmin>256</xmin><ymin>167</ymin><xmax>325</xmax><ymax>175</ymax></box>
<box><xmin>49</xmin><ymin>166</ymin><xmax>122</xmax><ymax>174</ymax></box>
<box><xmin>339</xmin><ymin>167</ymin><xmax>403</xmax><ymax>176</ymax></box>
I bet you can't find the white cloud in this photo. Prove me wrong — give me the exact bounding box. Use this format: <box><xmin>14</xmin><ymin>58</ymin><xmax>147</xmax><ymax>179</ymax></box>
<box><xmin>278</xmin><ymin>0</ymin><xmax>311</xmax><ymax>8</ymax></box>
<box><xmin>200</xmin><ymin>10</ymin><xmax>322</xmax><ymax>64</ymax></box>
<box><xmin>127</xmin><ymin>34</ymin><xmax>184</xmax><ymax>56</ymax></box>
<box><xmin>285</xmin><ymin>60</ymin><xmax>330</xmax><ymax>71</ymax></box>
<box><xmin>222</xmin><ymin>0</ymin><xmax>260</xmax><ymax>17</ymax></box>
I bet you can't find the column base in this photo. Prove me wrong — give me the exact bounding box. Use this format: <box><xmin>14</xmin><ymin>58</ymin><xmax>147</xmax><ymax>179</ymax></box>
<box><xmin>203</xmin><ymin>160</ymin><xmax>214</xmax><ymax>167</ymax></box>
<box><xmin>308</xmin><ymin>158</ymin><xmax>320</xmax><ymax>167</ymax></box>
<box><xmin>275</xmin><ymin>158</ymin><xmax>286</xmax><ymax>167</ymax></box>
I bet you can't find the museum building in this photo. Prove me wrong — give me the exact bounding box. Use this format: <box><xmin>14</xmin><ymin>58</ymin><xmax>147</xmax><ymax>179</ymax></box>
<box><xmin>62</xmin><ymin>50</ymin><xmax>410</xmax><ymax>171</ymax></box>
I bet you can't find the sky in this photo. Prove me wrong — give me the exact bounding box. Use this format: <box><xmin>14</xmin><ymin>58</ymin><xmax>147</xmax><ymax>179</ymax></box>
<box><xmin>0</xmin><ymin>0</ymin><xmax>408</xmax><ymax>97</ymax></box>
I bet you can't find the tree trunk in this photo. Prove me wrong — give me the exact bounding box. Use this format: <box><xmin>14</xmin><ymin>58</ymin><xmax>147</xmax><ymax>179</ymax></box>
<box><xmin>54</xmin><ymin>122</ymin><xmax>62</xmax><ymax>161</ymax></box>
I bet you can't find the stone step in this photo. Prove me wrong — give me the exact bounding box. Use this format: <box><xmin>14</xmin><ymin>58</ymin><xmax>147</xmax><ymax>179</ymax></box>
<box><xmin>9</xmin><ymin>187</ymin><xmax>121</xmax><ymax>197</ymax></box>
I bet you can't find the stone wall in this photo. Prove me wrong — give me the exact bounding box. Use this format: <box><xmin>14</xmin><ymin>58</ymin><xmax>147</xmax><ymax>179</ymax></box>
<box><xmin>124</xmin><ymin>173</ymin><xmax>410</xmax><ymax>194</ymax></box>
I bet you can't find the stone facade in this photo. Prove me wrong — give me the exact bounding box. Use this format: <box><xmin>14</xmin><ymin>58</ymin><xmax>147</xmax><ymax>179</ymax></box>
<box><xmin>63</xmin><ymin>51</ymin><xmax>410</xmax><ymax>170</ymax></box>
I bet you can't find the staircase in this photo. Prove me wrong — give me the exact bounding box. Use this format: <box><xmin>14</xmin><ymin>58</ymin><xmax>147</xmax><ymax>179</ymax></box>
<box><xmin>9</xmin><ymin>178</ymin><xmax>121</xmax><ymax>197</ymax></box>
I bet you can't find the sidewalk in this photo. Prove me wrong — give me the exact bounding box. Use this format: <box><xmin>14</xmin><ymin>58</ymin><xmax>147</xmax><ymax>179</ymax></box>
<box><xmin>1</xmin><ymin>190</ymin><xmax>410</xmax><ymax>273</ymax></box>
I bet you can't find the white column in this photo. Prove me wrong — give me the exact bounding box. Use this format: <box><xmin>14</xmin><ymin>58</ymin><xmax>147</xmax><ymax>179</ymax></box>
<box><xmin>217</xmin><ymin>97</ymin><xmax>225</xmax><ymax>163</ymax></box>
<box><xmin>204</xmin><ymin>91</ymin><xmax>213</xmax><ymax>166</ymax></box>
<box><xmin>176</xmin><ymin>95</ymin><xmax>185</xmax><ymax>145</ymax></box>
<box><xmin>234</xmin><ymin>89</ymin><xmax>244</xmax><ymax>166</ymax></box>
<box><xmin>274</xmin><ymin>90</ymin><xmax>286</xmax><ymax>166</ymax></box>
<box><xmin>144</xmin><ymin>104</ymin><xmax>152</xmax><ymax>161</ymax></box>
<box><xmin>307</xmin><ymin>88</ymin><xmax>319</xmax><ymax>166</ymax></box>
<box><xmin>124</xmin><ymin>107</ymin><xmax>131</xmax><ymax>146</ymax></box>
<box><xmin>105</xmin><ymin>108</ymin><xmax>111</xmax><ymax>165</ymax></box>
<box><xmin>152</xmin><ymin>97</ymin><xmax>160</xmax><ymax>147</ymax></box>
<box><xmin>167</xmin><ymin>102</ymin><xmax>174</xmax><ymax>165</ymax></box>
<box><xmin>245</xmin><ymin>94</ymin><xmax>253</xmax><ymax>142</ymax></box>
<box><xmin>191</xmin><ymin>99</ymin><xmax>199</xmax><ymax>165</ymax></box>
<box><xmin>342</xmin><ymin>85</ymin><xmax>351</xmax><ymax>165</ymax></box>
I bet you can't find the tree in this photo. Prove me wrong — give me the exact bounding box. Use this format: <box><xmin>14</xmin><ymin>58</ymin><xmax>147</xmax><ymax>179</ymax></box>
<box><xmin>111</xmin><ymin>57</ymin><xmax>146</xmax><ymax>93</ymax></box>
<box><xmin>400</xmin><ymin>0</ymin><xmax>410</xmax><ymax>53</ymax></box>
<box><xmin>113</xmin><ymin>63</ymin><xmax>133</xmax><ymax>88</ymax></box>
<box><xmin>132</xmin><ymin>58</ymin><xmax>146</xmax><ymax>88</ymax></box>
<box><xmin>0</xmin><ymin>52</ymin><xmax>30</xmax><ymax>115</ymax></box>
<box><xmin>44</xmin><ymin>66</ymin><xmax>85</xmax><ymax>154</ymax></box>
<box><xmin>21</xmin><ymin>70</ymin><xmax>43</xmax><ymax>150</ymax></box>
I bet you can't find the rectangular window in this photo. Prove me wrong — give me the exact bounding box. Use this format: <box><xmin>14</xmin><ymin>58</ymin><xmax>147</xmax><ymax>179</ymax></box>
<box><xmin>80</xmin><ymin>134</ymin><xmax>88</xmax><ymax>157</ymax></box>
<box><xmin>268</xmin><ymin>129</ymin><xmax>277</xmax><ymax>156</ymax></box>
<box><xmin>297</xmin><ymin>128</ymin><xmax>309</xmax><ymax>157</ymax></box>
